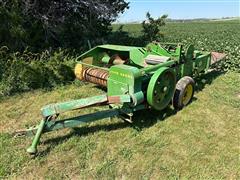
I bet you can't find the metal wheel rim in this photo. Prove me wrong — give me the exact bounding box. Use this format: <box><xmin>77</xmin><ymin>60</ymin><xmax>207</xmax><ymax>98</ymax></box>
<box><xmin>182</xmin><ymin>84</ymin><xmax>193</xmax><ymax>105</ymax></box>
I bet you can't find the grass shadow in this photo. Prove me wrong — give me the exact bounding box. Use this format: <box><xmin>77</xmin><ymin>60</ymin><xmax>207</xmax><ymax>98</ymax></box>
<box><xmin>195</xmin><ymin>70</ymin><xmax>225</xmax><ymax>92</ymax></box>
<box><xmin>131</xmin><ymin>107</ymin><xmax>176</xmax><ymax>130</ymax></box>
<box><xmin>38</xmin><ymin>121</ymin><xmax>129</xmax><ymax>156</ymax></box>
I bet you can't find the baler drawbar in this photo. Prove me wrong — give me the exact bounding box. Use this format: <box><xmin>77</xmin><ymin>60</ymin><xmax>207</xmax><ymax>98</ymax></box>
<box><xmin>15</xmin><ymin>42</ymin><xmax>226</xmax><ymax>154</ymax></box>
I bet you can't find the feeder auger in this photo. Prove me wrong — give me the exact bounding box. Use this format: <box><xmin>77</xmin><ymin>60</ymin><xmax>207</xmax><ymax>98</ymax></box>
<box><xmin>15</xmin><ymin>42</ymin><xmax>225</xmax><ymax>154</ymax></box>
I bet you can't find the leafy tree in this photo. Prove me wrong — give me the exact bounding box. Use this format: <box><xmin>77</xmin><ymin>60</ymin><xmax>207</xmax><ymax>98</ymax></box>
<box><xmin>0</xmin><ymin>0</ymin><xmax>129</xmax><ymax>51</ymax></box>
<box><xmin>0</xmin><ymin>0</ymin><xmax>26</xmax><ymax>50</ymax></box>
<box><xmin>142</xmin><ymin>12</ymin><xmax>168</xmax><ymax>41</ymax></box>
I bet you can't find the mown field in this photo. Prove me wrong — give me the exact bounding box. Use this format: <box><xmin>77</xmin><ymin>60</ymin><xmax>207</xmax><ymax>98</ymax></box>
<box><xmin>0</xmin><ymin>20</ymin><xmax>240</xmax><ymax>179</ymax></box>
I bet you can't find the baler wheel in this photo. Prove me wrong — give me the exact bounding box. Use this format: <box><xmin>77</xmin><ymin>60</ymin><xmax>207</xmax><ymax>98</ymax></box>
<box><xmin>173</xmin><ymin>76</ymin><xmax>195</xmax><ymax>110</ymax></box>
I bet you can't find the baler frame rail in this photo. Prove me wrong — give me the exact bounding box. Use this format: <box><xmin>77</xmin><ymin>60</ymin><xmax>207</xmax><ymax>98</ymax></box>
<box><xmin>14</xmin><ymin>94</ymin><xmax>138</xmax><ymax>154</ymax></box>
<box><xmin>26</xmin><ymin>108</ymin><xmax>122</xmax><ymax>154</ymax></box>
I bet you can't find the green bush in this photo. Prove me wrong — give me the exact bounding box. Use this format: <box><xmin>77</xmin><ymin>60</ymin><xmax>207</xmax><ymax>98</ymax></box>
<box><xmin>0</xmin><ymin>47</ymin><xmax>75</xmax><ymax>96</ymax></box>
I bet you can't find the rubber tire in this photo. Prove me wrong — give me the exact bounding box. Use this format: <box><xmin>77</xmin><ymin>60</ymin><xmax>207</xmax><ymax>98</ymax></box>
<box><xmin>173</xmin><ymin>76</ymin><xmax>195</xmax><ymax>110</ymax></box>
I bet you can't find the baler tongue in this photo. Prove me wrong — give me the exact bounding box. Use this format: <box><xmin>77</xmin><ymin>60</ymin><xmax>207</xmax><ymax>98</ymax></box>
<box><xmin>14</xmin><ymin>94</ymin><xmax>132</xmax><ymax>154</ymax></box>
<box><xmin>211</xmin><ymin>52</ymin><xmax>226</xmax><ymax>65</ymax></box>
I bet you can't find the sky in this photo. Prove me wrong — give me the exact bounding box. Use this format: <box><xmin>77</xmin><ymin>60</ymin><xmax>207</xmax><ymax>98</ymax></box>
<box><xmin>117</xmin><ymin>0</ymin><xmax>240</xmax><ymax>22</ymax></box>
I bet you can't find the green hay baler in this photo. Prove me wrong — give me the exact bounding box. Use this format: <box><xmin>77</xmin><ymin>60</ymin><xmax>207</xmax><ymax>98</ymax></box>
<box><xmin>15</xmin><ymin>42</ymin><xmax>225</xmax><ymax>154</ymax></box>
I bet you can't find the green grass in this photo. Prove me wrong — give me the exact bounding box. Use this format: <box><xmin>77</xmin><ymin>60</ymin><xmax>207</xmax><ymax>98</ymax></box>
<box><xmin>0</xmin><ymin>71</ymin><xmax>239</xmax><ymax>179</ymax></box>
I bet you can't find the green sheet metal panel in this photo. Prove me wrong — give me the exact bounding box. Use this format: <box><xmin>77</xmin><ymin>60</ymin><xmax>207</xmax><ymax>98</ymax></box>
<box><xmin>194</xmin><ymin>53</ymin><xmax>211</xmax><ymax>73</ymax></box>
<box><xmin>108</xmin><ymin>64</ymin><xmax>142</xmax><ymax>95</ymax></box>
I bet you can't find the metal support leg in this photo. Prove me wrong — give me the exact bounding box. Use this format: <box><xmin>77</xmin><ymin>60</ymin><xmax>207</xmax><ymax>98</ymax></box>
<box><xmin>27</xmin><ymin>118</ymin><xmax>46</xmax><ymax>154</ymax></box>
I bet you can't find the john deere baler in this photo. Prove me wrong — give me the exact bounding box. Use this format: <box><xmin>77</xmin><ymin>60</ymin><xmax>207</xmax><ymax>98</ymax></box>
<box><xmin>15</xmin><ymin>42</ymin><xmax>225</xmax><ymax>154</ymax></box>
